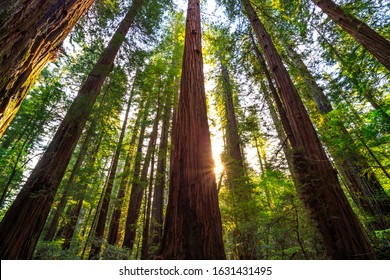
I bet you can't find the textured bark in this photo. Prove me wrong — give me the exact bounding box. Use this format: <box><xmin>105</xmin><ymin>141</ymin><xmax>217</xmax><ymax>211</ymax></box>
<box><xmin>311</xmin><ymin>0</ymin><xmax>390</xmax><ymax>71</ymax></box>
<box><xmin>0</xmin><ymin>0</ymin><xmax>94</xmax><ymax>138</ymax></box>
<box><xmin>62</xmin><ymin>198</ymin><xmax>83</xmax><ymax>250</ymax></box>
<box><xmin>140</xmin><ymin>150</ymin><xmax>156</xmax><ymax>259</ymax></box>
<box><xmin>160</xmin><ymin>0</ymin><xmax>226</xmax><ymax>260</ymax></box>
<box><xmin>220</xmin><ymin>61</ymin><xmax>256</xmax><ymax>259</ymax></box>
<box><xmin>150</xmin><ymin>88</ymin><xmax>174</xmax><ymax>251</ymax></box>
<box><xmin>122</xmin><ymin>102</ymin><xmax>160</xmax><ymax>251</ymax></box>
<box><xmin>0</xmin><ymin>0</ymin><xmax>143</xmax><ymax>259</ymax></box>
<box><xmin>221</xmin><ymin>63</ymin><xmax>245</xmax><ymax>180</ymax></box>
<box><xmin>243</xmin><ymin>0</ymin><xmax>375</xmax><ymax>259</ymax></box>
<box><xmin>286</xmin><ymin>46</ymin><xmax>390</xmax><ymax>229</ymax></box>
<box><xmin>106</xmin><ymin>101</ymin><xmax>144</xmax><ymax>245</ymax></box>
<box><xmin>43</xmin><ymin>120</ymin><xmax>95</xmax><ymax>242</ymax></box>
<box><xmin>88</xmin><ymin>93</ymin><xmax>133</xmax><ymax>259</ymax></box>
<box><xmin>251</xmin><ymin>38</ymin><xmax>296</xmax><ymax>180</ymax></box>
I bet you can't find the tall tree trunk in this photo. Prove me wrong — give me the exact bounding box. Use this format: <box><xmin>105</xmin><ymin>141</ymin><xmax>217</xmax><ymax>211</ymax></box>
<box><xmin>43</xmin><ymin>119</ymin><xmax>96</xmax><ymax>242</ymax></box>
<box><xmin>0</xmin><ymin>0</ymin><xmax>94</xmax><ymax>138</ymax></box>
<box><xmin>160</xmin><ymin>0</ymin><xmax>226</xmax><ymax>260</ymax></box>
<box><xmin>61</xmin><ymin>198</ymin><xmax>83</xmax><ymax>250</ymax></box>
<box><xmin>220</xmin><ymin>60</ymin><xmax>256</xmax><ymax>259</ymax></box>
<box><xmin>106</xmin><ymin>100</ymin><xmax>144</xmax><ymax>245</ymax></box>
<box><xmin>140</xmin><ymin>150</ymin><xmax>156</xmax><ymax>260</ymax></box>
<box><xmin>243</xmin><ymin>0</ymin><xmax>375</xmax><ymax>259</ymax></box>
<box><xmin>150</xmin><ymin>87</ymin><xmax>175</xmax><ymax>252</ymax></box>
<box><xmin>122</xmin><ymin>100</ymin><xmax>161</xmax><ymax>251</ymax></box>
<box><xmin>88</xmin><ymin>92</ymin><xmax>133</xmax><ymax>259</ymax></box>
<box><xmin>61</xmin><ymin>130</ymin><xmax>103</xmax><ymax>250</ymax></box>
<box><xmin>286</xmin><ymin>45</ymin><xmax>390</xmax><ymax>229</ymax></box>
<box><xmin>311</xmin><ymin>0</ymin><xmax>390</xmax><ymax>71</ymax></box>
<box><xmin>250</xmin><ymin>37</ymin><xmax>296</xmax><ymax>182</ymax></box>
<box><xmin>0</xmin><ymin>0</ymin><xmax>143</xmax><ymax>259</ymax></box>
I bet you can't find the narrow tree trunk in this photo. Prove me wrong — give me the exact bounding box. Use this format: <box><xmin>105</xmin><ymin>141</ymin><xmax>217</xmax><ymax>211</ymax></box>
<box><xmin>250</xmin><ymin>37</ymin><xmax>297</xmax><ymax>181</ymax></box>
<box><xmin>243</xmin><ymin>0</ymin><xmax>375</xmax><ymax>259</ymax></box>
<box><xmin>220</xmin><ymin>63</ymin><xmax>245</xmax><ymax>181</ymax></box>
<box><xmin>122</xmin><ymin>101</ymin><xmax>161</xmax><ymax>251</ymax></box>
<box><xmin>61</xmin><ymin>130</ymin><xmax>103</xmax><ymax>251</ymax></box>
<box><xmin>220</xmin><ymin>60</ymin><xmax>257</xmax><ymax>259</ymax></box>
<box><xmin>88</xmin><ymin>92</ymin><xmax>133</xmax><ymax>259</ymax></box>
<box><xmin>61</xmin><ymin>198</ymin><xmax>83</xmax><ymax>250</ymax></box>
<box><xmin>150</xmin><ymin>88</ymin><xmax>175</xmax><ymax>251</ymax></box>
<box><xmin>44</xmin><ymin>120</ymin><xmax>96</xmax><ymax>241</ymax></box>
<box><xmin>140</xmin><ymin>150</ymin><xmax>156</xmax><ymax>260</ymax></box>
<box><xmin>311</xmin><ymin>0</ymin><xmax>390</xmax><ymax>71</ymax></box>
<box><xmin>160</xmin><ymin>0</ymin><xmax>226</xmax><ymax>260</ymax></box>
<box><xmin>0</xmin><ymin>0</ymin><xmax>143</xmax><ymax>259</ymax></box>
<box><xmin>0</xmin><ymin>0</ymin><xmax>94</xmax><ymax>138</ymax></box>
<box><xmin>286</xmin><ymin>45</ymin><xmax>390</xmax><ymax>229</ymax></box>
<box><xmin>106</xmin><ymin>100</ymin><xmax>144</xmax><ymax>245</ymax></box>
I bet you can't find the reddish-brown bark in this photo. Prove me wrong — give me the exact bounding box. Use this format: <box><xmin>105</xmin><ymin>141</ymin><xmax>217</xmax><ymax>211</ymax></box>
<box><xmin>160</xmin><ymin>0</ymin><xmax>226</xmax><ymax>260</ymax></box>
<box><xmin>122</xmin><ymin>101</ymin><xmax>161</xmax><ymax>251</ymax></box>
<box><xmin>150</xmin><ymin>91</ymin><xmax>174</xmax><ymax>250</ymax></box>
<box><xmin>0</xmin><ymin>0</ymin><xmax>143</xmax><ymax>259</ymax></box>
<box><xmin>243</xmin><ymin>0</ymin><xmax>375</xmax><ymax>259</ymax></box>
<box><xmin>0</xmin><ymin>0</ymin><xmax>94</xmax><ymax>138</ymax></box>
<box><xmin>88</xmin><ymin>93</ymin><xmax>133</xmax><ymax>259</ymax></box>
<box><xmin>311</xmin><ymin>0</ymin><xmax>390</xmax><ymax>71</ymax></box>
<box><xmin>286</xmin><ymin>46</ymin><xmax>390</xmax><ymax>229</ymax></box>
<box><xmin>106</xmin><ymin>102</ymin><xmax>144</xmax><ymax>245</ymax></box>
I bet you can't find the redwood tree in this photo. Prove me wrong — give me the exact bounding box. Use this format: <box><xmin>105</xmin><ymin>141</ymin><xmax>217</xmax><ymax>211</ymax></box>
<box><xmin>0</xmin><ymin>0</ymin><xmax>143</xmax><ymax>259</ymax></box>
<box><xmin>311</xmin><ymin>0</ymin><xmax>390</xmax><ymax>71</ymax></box>
<box><xmin>0</xmin><ymin>0</ymin><xmax>94</xmax><ymax>138</ymax></box>
<box><xmin>160</xmin><ymin>0</ymin><xmax>226</xmax><ymax>259</ymax></box>
<box><xmin>242</xmin><ymin>0</ymin><xmax>376</xmax><ymax>259</ymax></box>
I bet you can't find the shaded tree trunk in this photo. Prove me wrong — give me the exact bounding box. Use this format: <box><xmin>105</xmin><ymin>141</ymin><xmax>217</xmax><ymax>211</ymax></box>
<box><xmin>243</xmin><ymin>0</ymin><xmax>375</xmax><ymax>259</ymax></box>
<box><xmin>150</xmin><ymin>87</ymin><xmax>175</xmax><ymax>252</ymax></box>
<box><xmin>88</xmin><ymin>92</ymin><xmax>133</xmax><ymax>259</ymax></box>
<box><xmin>286</xmin><ymin>45</ymin><xmax>390</xmax><ymax>229</ymax></box>
<box><xmin>122</xmin><ymin>99</ymin><xmax>161</xmax><ymax>251</ymax></box>
<box><xmin>140</xmin><ymin>150</ymin><xmax>156</xmax><ymax>260</ymax></box>
<box><xmin>106</xmin><ymin>100</ymin><xmax>144</xmax><ymax>245</ymax></box>
<box><xmin>160</xmin><ymin>0</ymin><xmax>226</xmax><ymax>260</ymax></box>
<box><xmin>220</xmin><ymin>60</ymin><xmax>257</xmax><ymax>259</ymax></box>
<box><xmin>43</xmin><ymin>119</ymin><xmax>96</xmax><ymax>242</ymax></box>
<box><xmin>311</xmin><ymin>0</ymin><xmax>390</xmax><ymax>71</ymax></box>
<box><xmin>0</xmin><ymin>0</ymin><xmax>94</xmax><ymax>138</ymax></box>
<box><xmin>250</xmin><ymin>37</ymin><xmax>296</xmax><ymax>182</ymax></box>
<box><xmin>62</xmin><ymin>198</ymin><xmax>83</xmax><ymax>250</ymax></box>
<box><xmin>0</xmin><ymin>0</ymin><xmax>143</xmax><ymax>259</ymax></box>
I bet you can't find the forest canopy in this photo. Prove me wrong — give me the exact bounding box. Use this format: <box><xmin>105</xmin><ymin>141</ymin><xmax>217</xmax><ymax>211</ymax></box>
<box><xmin>0</xmin><ymin>0</ymin><xmax>389</xmax><ymax>260</ymax></box>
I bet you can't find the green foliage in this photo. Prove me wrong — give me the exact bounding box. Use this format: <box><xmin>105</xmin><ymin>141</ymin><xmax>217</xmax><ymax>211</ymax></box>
<box><xmin>34</xmin><ymin>241</ymin><xmax>80</xmax><ymax>260</ymax></box>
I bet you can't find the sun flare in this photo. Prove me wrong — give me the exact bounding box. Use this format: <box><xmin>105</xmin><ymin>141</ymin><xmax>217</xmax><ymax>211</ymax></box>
<box><xmin>211</xmin><ymin>134</ymin><xmax>224</xmax><ymax>177</ymax></box>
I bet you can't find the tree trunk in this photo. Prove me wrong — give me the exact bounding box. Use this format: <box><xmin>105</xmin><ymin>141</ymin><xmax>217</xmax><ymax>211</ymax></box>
<box><xmin>0</xmin><ymin>0</ymin><xmax>94</xmax><ymax>138</ymax></box>
<box><xmin>311</xmin><ymin>0</ymin><xmax>390</xmax><ymax>71</ymax></box>
<box><xmin>43</xmin><ymin>120</ymin><xmax>96</xmax><ymax>242</ymax></box>
<box><xmin>0</xmin><ymin>0</ymin><xmax>143</xmax><ymax>259</ymax></box>
<box><xmin>243</xmin><ymin>0</ymin><xmax>375</xmax><ymax>259</ymax></box>
<box><xmin>88</xmin><ymin>92</ymin><xmax>133</xmax><ymax>259</ymax></box>
<box><xmin>160</xmin><ymin>0</ymin><xmax>226</xmax><ymax>260</ymax></box>
<box><xmin>106</xmin><ymin>100</ymin><xmax>144</xmax><ymax>245</ymax></box>
<box><xmin>122</xmin><ymin>100</ymin><xmax>161</xmax><ymax>251</ymax></box>
<box><xmin>140</xmin><ymin>150</ymin><xmax>156</xmax><ymax>260</ymax></box>
<box><xmin>286</xmin><ymin>45</ymin><xmax>390</xmax><ymax>229</ymax></box>
<box><xmin>61</xmin><ymin>198</ymin><xmax>83</xmax><ymax>250</ymax></box>
<box><xmin>250</xmin><ymin>38</ymin><xmax>297</xmax><ymax>182</ymax></box>
<box><xmin>150</xmin><ymin>87</ymin><xmax>175</xmax><ymax>252</ymax></box>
